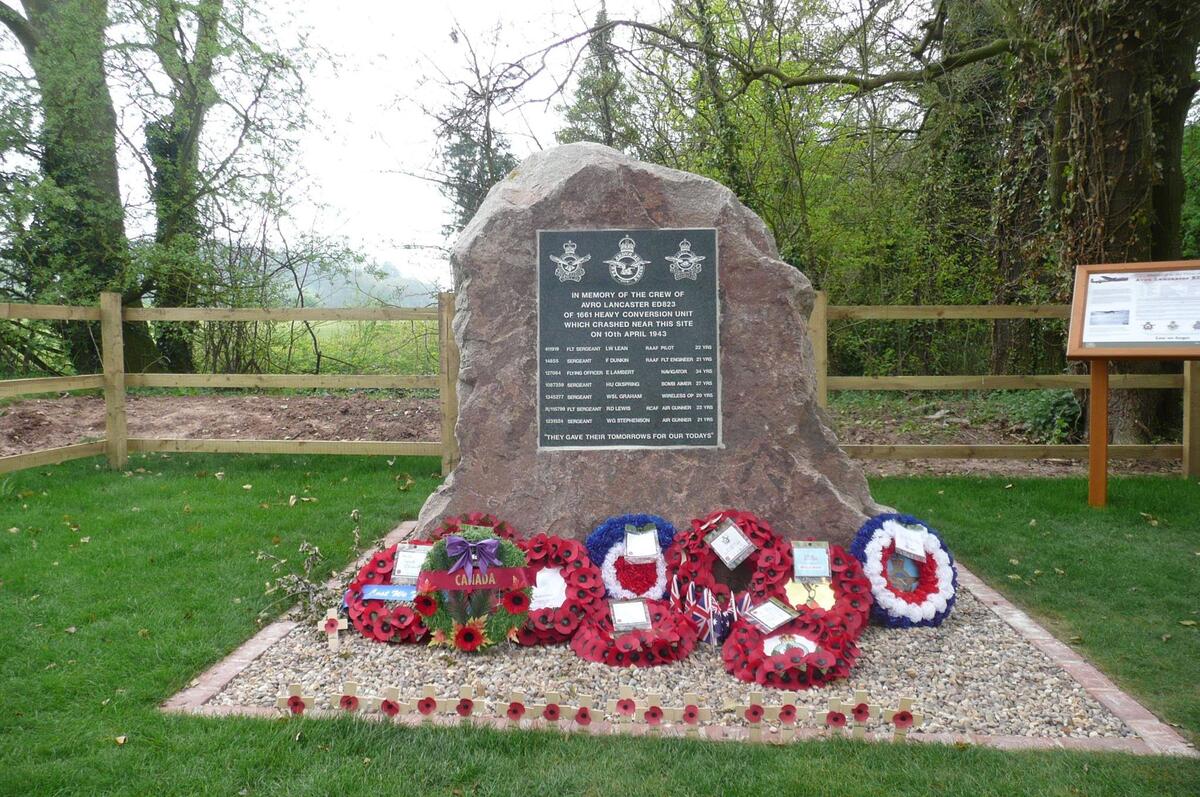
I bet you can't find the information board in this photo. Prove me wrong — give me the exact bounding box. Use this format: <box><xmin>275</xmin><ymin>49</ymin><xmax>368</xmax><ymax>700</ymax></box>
<box><xmin>537</xmin><ymin>228</ymin><xmax>721</xmax><ymax>449</ymax></box>
<box><xmin>1068</xmin><ymin>261</ymin><xmax>1200</xmax><ymax>359</ymax></box>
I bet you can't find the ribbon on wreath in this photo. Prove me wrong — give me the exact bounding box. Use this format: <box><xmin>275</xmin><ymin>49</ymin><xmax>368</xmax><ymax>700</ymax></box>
<box><xmin>445</xmin><ymin>535</ymin><xmax>502</xmax><ymax>581</ymax></box>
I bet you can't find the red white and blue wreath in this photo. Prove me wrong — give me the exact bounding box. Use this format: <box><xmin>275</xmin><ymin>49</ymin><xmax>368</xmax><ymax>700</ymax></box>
<box><xmin>586</xmin><ymin>514</ymin><xmax>676</xmax><ymax>600</ymax></box>
<box><xmin>849</xmin><ymin>513</ymin><xmax>957</xmax><ymax>628</ymax></box>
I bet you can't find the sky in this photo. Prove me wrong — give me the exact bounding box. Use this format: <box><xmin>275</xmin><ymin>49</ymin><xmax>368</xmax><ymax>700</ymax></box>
<box><xmin>285</xmin><ymin>0</ymin><xmax>659</xmax><ymax>288</ymax></box>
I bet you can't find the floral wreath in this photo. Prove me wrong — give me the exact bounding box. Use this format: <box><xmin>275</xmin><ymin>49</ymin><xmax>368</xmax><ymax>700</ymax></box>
<box><xmin>514</xmin><ymin>533</ymin><xmax>606</xmax><ymax>646</ymax></box>
<box><xmin>780</xmin><ymin>541</ymin><xmax>874</xmax><ymax>639</ymax></box>
<box><xmin>345</xmin><ymin>543</ymin><xmax>430</xmax><ymax>644</ymax></box>
<box><xmin>570</xmin><ymin>599</ymin><xmax>700</xmax><ymax>667</ymax></box>
<box><xmin>419</xmin><ymin>525</ymin><xmax>531</xmax><ymax>652</ymax></box>
<box><xmin>585</xmin><ymin>514</ymin><xmax>676</xmax><ymax>600</ymax></box>
<box><xmin>430</xmin><ymin>512</ymin><xmax>522</xmax><ymax>543</ymax></box>
<box><xmin>721</xmin><ymin>606</ymin><xmax>859</xmax><ymax>690</ymax></box>
<box><xmin>849</xmin><ymin>513</ymin><xmax>957</xmax><ymax>628</ymax></box>
<box><xmin>666</xmin><ymin>509</ymin><xmax>793</xmax><ymax>605</ymax></box>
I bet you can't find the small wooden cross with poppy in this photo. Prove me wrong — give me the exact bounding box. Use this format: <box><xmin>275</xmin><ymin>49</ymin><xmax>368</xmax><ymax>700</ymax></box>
<box><xmin>527</xmin><ymin>692</ymin><xmax>571</xmax><ymax>729</ymax></box>
<box><xmin>319</xmin><ymin>608</ymin><xmax>347</xmax><ymax>652</ymax></box>
<box><xmin>762</xmin><ymin>691</ymin><xmax>808</xmax><ymax>742</ymax></box>
<box><xmin>336</xmin><ymin>681</ymin><xmax>375</xmax><ymax>713</ymax></box>
<box><xmin>274</xmin><ymin>683</ymin><xmax>316</xmax><ymax>716</ymax></box>
<box><xmin>376</xmin><ymin>686</ymin><xmax>412</xmax><ymax>719</ymax></box>
<box><xmin>665</xmin><ymin>692</ymin><xmax>711</xmax><ymax>738</ymax></box>
<box><xmin>823</xmin><ymin>697</ymin><xmax>849</xmax><ymax>735</ymax></box>
<box><xmin>606</xmin><ymin>686</ymin><xmax>638</xmax><ymax>734</ymax></box>
<box><xmin>571</xmin><ymin>696</ymin><xmax>596</xmax><ymax>730</ymax></box>
<box><xmin>453</xmin><ymin>683</ymin><xmax>484</xmax><ymax>725</ymax></box>
<box><xmin>502</xmin><ymin>691</ymin><xmax>528</xmax><ymax>725</ymax></box>
<box><xmin>845</xmin><ymin>689</ymin><xmax>878</xmax><ymax>740</ymax></box>
<box><xmin>882</xmin><ymin>696</ymin><xmax>922</xmax><ymax>742</ymax></box>
<box><xmin>640</xmin><ymin>693</ymin><xmax>666</xmax><ymax>735</ymax></box>
<box><xmin>411</xmin><ymin>685</ymin><xmax>454</xmax><ymax>725</ymax></box>
<box><xmin>734</xmin><ymin>691</ymin><xmax>768</xmax><ymax>742</ymax></box>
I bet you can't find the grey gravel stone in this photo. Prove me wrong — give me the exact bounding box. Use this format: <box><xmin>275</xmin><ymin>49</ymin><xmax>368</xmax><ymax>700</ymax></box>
<box><xmin>211</xmin><ymin>587</ymin><xmax>1131</xmax><ymax>738</ymax></box>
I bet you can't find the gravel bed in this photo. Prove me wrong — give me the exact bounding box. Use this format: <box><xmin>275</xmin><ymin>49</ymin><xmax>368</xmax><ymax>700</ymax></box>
<box><xmin>210</xmin><ymin>587</ymin><xmax>1130</xmax><ymax>739</ymax></box>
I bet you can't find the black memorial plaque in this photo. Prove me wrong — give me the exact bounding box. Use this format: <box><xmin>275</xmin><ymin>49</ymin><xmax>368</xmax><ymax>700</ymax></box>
<box><xmin>538</xmin><ymin>228</ymin><xmax>720</xmax><ymax>449</ymax></box>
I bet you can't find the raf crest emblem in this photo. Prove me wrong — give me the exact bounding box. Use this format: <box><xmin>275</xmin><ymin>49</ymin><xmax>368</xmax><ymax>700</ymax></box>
<box><xmin>665</xmin><ymin>239</ymin><xmax>705</xmax><ymax>280</ymax></box>
<box><xmin>550</xmin><ymin>241</ymin><xmax>590</xmax><ymax>283</ymax></box>
<box><xmin>604</xmin><ymin>235</ymin><xmax>649</xmax><ymax>285</ymax></box>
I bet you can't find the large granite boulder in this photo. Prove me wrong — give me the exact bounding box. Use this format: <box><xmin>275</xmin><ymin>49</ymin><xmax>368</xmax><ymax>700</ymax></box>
<box><xmin>415</xmin><ymin>143</ymin><xmax>882</xmax><ymax>544</ymax></box>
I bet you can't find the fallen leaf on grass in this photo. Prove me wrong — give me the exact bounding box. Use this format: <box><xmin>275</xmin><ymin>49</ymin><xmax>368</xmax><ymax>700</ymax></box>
<box><xmin>138</xmin><ymin>628</ymin><xmax>150</xmax><ymax>639</ymax></box>
<box><xmin>1007</xmin><ymin>574</ymin><xmax>1022</xmax><ymax>581</ymax></box>
<box><xmin>1003</xmin><ymin>483</ymin><xmax>1013</xmax><ymax>490</ymax></box>
<box><xmin>242</xmin><ymin>484</ymin><xmax>252</xmax><ymax>491</ymax></box>
<box><xmin>214</xmin><ymin>472</ymin><xmax>225</xmax><ymax>480</ymax></box>
<box><xmin>1180</xmin><ymin>620</ymin><xmax>1198</xmax><ymax>627</ymax></box>
<box><xmin>80</xmin><ymin>537</ymin><xmax>90</xmax><ymax>544</ymax></box>
<box><xmin>115</xmin><ymin>736</ymin><xmax>126</xmax><ymax>746</ymax></box>
<box><xmin>1161</xmin><ymin>634</ymin><xmax>1172</xmax><ymax>642</ymax></box>
<box><xmin>1068</xmin><ymin>635</ymin><xmax>1083</xmax><ymax>644</ymax></box>
<box><xmin>1138</xmin><ymin>512</ymin><xmax>1160</xmax><ymax>527</ymax></box>
<box><xmin>395</xmin><ymin>473</ymin><xmax>414</xmax><ymax>492</ymax></box>
<box><xmin>1053</xmin><ymin>568</ymin><xmax>1066</xmax><ymax>576</ymax></box>
<box><xmin>1009</xmin><ymin>558</ymin><xmax>1020</xmax><ymax>566</ymax></box>
<box><xmin>65</xmin><ymin>626</ymin><xmax>76</xmax><ymax>634</ymax></box>
<box><xmin>7</xmin><ymin>527</ymin><xmax>17</xmax><ymax>534</ymax></box>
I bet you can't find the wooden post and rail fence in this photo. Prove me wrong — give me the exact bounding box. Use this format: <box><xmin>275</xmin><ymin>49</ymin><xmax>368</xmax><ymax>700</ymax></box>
<box><xmin>1</xmin><ymin>290</ymin><xmax>1197</xmax><ymax>479</ymax></box>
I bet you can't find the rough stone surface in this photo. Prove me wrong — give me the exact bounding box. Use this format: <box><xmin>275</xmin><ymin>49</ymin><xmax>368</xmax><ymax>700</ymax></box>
<box><xmin>416</xmin><ymin>143</ymin><xmax>881</xmax><ymax>543</ymax></box>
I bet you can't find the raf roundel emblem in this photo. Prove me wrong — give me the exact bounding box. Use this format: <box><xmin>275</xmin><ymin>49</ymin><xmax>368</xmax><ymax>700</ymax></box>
<box><xmin>550</xmin><ymin>240</ymin><xmax>590</xmax><ymax>283</ymax></box>
<box><xmin>604</xmin><ymin>235</ymin><xmax>649</xmax><ymax>285</ymax></box>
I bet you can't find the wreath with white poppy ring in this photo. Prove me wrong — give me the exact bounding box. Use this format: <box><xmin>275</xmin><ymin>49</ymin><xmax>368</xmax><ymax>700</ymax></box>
<box><xmin>849</xmin><ymin>513</ymin><xmax>957</xmax><ymax>628</ymax></box>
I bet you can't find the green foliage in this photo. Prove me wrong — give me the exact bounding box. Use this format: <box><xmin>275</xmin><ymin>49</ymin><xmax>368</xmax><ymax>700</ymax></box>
<box><xmin>1182</xmin><ymin>122</ymin><xmax>1200</xmax><ymax>259</ymax></box>
<box><xmin>556</xmin><ymin>3</ymin><xmax>640</xmax><ymax>151</ymax></box>
<box><xmin>988</xmin><ymin>389</ymin><xmax>1084</xmax><ymax>444</ymax></box>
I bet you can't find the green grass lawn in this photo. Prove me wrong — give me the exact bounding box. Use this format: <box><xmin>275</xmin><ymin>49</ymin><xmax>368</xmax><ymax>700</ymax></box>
<box><xmin>0</xmin><ymin>455</ymin><xmax>1197</xmax><ymax>796</ymax></box>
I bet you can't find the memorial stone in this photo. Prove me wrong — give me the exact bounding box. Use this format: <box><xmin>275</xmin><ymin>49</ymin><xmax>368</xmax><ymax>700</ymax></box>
<box><xmin>415</xmin><ymin>143</ymin><xmax>881</xmax><ymax>544</ymax></box>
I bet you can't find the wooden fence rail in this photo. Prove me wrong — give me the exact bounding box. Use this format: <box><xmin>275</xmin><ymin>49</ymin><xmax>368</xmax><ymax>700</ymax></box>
<box><xmin>0</xmin><ymin>293</ymin><xmax>450</xmax><ymax>476</ymax></box>
<box><xmin>1</xmin><ymin>291</ymin><xmax>1196</xmax><ymax>477</ymax></box>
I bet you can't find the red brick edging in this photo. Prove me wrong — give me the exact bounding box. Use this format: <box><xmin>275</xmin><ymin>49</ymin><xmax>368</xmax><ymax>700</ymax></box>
<box><xmin>162</xmin><ymin>522</ymin><xmax>1198</xmax><ymax>758</ymax></box>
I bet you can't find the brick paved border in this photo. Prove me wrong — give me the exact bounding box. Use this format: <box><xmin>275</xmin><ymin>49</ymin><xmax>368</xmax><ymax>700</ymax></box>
<box><xmin>162</xmin><ymin>522</ymin><xmax>1197</xmax><ymax>758</ymax></box>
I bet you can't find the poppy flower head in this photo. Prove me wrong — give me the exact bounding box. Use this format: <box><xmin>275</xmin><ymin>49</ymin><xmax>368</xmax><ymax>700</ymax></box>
<box><xmin>286</xmin><ymin>695</ymin><xmax>305</xmax><ymax>715</ymax></box>
<box><xmin>683</xmin><ymin>705</ymin><xmax>700</xmax><ymax>724</ymax></box>
<box><xmin>453</xmin><ymin>620</ymin><xmax>487</xmax><ymax>652</ymax></box>
<box><xmin>502</xmin><ymin>590</ymin><xmax>530</xmax><ymax>614</ymax></box>
<box><xmin>414</xmin><ymin>593</ymin><xmax>437</xmax><ymax>617</ymax></box>
<box><xmin>506</xmin><ymin>702</ymin><xmax>526</xmax><ymax>721</ymax></box>
<box><xmin>417</xmin><ymin>697</ymin><xmax>437</xmax><ymax>715</ymax></box>
<box><xmin>744</xmin><ymin>704</ymin><xmax>764</xmax><ymax>723</ymax></box>
<box><xmin>542</xmin><ymin>703</ymin><xmax>561</xmax><ymax>722</ymax></box>
<box><xmin>825</xmin><ymin>710</ymin><xmax>846</xmax><ymax>728</ymax></box>
<box><xmin>644</xmin><ymin>706</ymin><xmax>663</xmax><ymax>725</ymax></box>
<box><xmin>852</xmin><ymin>703</ymin><xmax>871</xmax><ymax>723</ymax></box>
<box><xmin>380</xmin><ymin>699</ymin><xmax>400</xmax><ymax>717</ymax></box>
<box><xmin>893</xmin><ymin>710</ymin><xmax>914</xmax><ymax>729</ymax></box>
<box><xmin>574</xmin><ymin>706</ymin><xmax>592</xmax><ymax>726</ymax></box>
<box><xmin>456</xmin><ymin>698</ymin><xmax>474</xmax><ymax>717</ymax></box>
<box><xmin>324</xmin><ymin>617</ymin><xmax>341</xmax><ymax>633</ymax></box>
<box><xmin>779</xmin><ymin>704</ymin><xmax>797</xmax><ymax>724</ymax></box>
<box><xmin>339</xmin><ymin>694</ymin><xmax>359</xmax><ymax>712</ymax></box>
<box><xmin>616</xmin><ymin>698</ymin><xmax>636</xmax><ymax>716</ymax></box>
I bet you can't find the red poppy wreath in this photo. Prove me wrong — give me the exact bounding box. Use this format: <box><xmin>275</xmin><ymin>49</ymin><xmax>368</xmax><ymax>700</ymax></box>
<box><xmin>345</xmin><ymin>543</ymin><xmax>432</xmax><ymax>644</ymax></box>
<box><xmin>570</xmin><ymin>599</ymin><xmax>700</xmax><ymax>667</ymax></box>
<box><xmin>721</xmin><ymin>606</ymin><xmax>860</xmax><ymax>690</ymax></box>
<box><xmin>514</xmin><ymin>533</ymin><xmax>606</xmax><ymax>645</ymax></box>
<box><xmin>666</xmin><ymin>509</ymin><xmax>793</xmax><ymax>605</ymax></box>
<box><xmin>780</xmin><ymin>542</ymin><xmax>874</xmax><ymax>638</ymax></box>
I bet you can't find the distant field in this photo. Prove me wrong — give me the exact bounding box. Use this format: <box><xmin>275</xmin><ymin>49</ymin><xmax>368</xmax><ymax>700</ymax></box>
<box><xmin>263</xmin><ymin>319</ymin><xmax>440</xmax><ymax>375</ymax></box>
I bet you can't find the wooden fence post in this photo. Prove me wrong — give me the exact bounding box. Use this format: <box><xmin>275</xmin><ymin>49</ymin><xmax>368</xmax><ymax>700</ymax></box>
<box><xmin>811</xmin><ymin>290</ymin><xmax>829</xmax><ymax>408</ymax></box>
<box><xmin>1185</xmin><ymin>361</ymin><xmax>1200</xmax><ymax>480</ymax></box>
<box><xmin>99</xmin><ymin>292</ymin><xmax>128</xmax><ymax>469</ymax></box>
<box><xmin>437</xmin><ymin>292</ymin><xmax>461</xmax><ymax>476</ymax></box>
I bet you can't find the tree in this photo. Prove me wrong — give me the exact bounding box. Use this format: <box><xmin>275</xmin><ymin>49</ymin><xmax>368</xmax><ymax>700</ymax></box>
<box><xmin>556</xmin><ymin>1</ymin><xmax>640</xmax><ymax>151</ymax></box>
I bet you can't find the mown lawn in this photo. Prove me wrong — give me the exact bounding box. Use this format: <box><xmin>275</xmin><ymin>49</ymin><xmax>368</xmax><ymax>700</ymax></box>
<box><xmin>0</xmin><ymin>455</ymin><xmax>1197</xmax><ymax>796</ymax></box>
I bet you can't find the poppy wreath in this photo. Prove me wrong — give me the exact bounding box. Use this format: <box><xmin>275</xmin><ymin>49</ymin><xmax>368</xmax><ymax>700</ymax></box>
<box><xmin>345</xmin><ymin>543</ymin><xmax>431</xmax><ymax>644</ymax></box>
<box><xmin>781</xmin><ymin>541</ymin><xmax>874</xmax><ymax>639</ymax></box>
<box><xmin>666</xmin><ymin>509</ymin><xmax>793</xmax><ymax>606</ymax></box>
<box><xmin>849</xmin><ymin>513</ymin><xmax>957</xmax><ymax>628</ymax></box>
<box><xmin>570</xmin><ymin>599</ymin><xmax>700</xmax><ymax>667</ymax></box>
<box><xmin>420</xmin><ymin>526</ymin><xmax>531</xmax><ymax>652</ymax></box>
<box><xmin>586</xmin><ymin>514</ymin><xmax>676</xmax><ymax>600</ymax></box>
<box><xmin>514</xmin><ymin>533</ymin><xmax>606</xmax><ymax>645</ymax></box>
<box><xmin>721</xmin><ymin>606</ymin><xmax>859</xmax><ymax>690</ymax></box>
<box><xmin>429</xmin><ymin>512</ymin><xmax>522</xmax><ymax>544</ymax></box>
